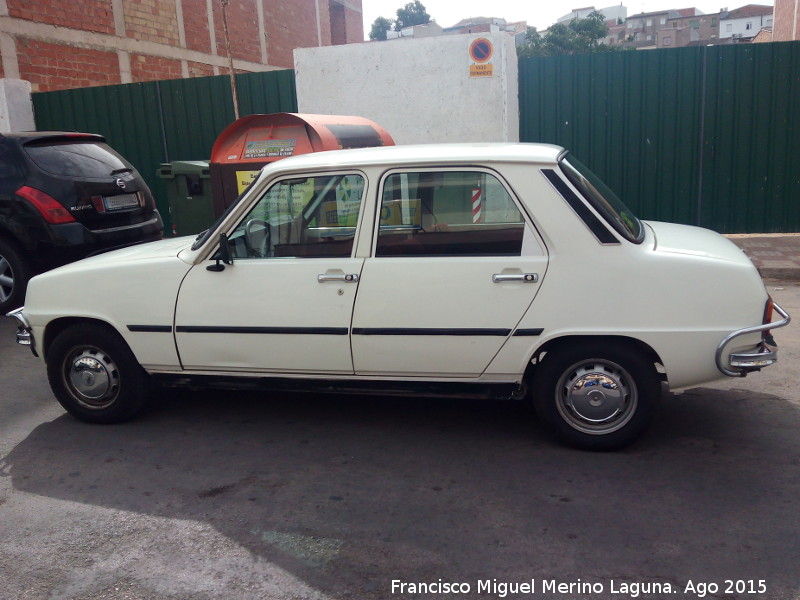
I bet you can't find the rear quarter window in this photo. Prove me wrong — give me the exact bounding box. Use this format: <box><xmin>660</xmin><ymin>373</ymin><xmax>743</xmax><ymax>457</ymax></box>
<box><xmin>559</xmin><ymin>154</ymin><xmax>644</xmax><ymax>244</ymax></box>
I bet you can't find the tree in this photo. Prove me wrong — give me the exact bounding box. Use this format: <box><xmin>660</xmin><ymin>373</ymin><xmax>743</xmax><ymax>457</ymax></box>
<box><xmin>369</xmin><ymin>16</ymin><xmax>394</xmax><ymax>41</ymax></box>
<box><xmin>394</xmin><ymin>0</ymin><xmax>431</xmax><ymax>30</ymax></box>
<box><xmin>518</xmin><ymin>11</ymin><xmax>616</xmax><ymax>57</ymax></box>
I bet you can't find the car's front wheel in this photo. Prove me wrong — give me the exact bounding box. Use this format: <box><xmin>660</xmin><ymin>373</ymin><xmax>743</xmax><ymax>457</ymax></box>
<box><xmin>532</xmin><ymin>342</ymin><xmax>660</xmax><ymax>450</ymax></box>
<box><xmin>47</xmin><ymin>323</ymin><xmax>149</xmax><ymax>423</ymax></box>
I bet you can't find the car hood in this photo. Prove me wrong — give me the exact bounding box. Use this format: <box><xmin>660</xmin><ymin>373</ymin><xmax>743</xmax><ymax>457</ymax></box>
<box><xmin>65</xmin><ymin>236</ymin><xmax>195</xmax><ymax>269</ymax></box>
<box><xmin>645</xmin><ymin>221</ymin><xmax>753</xmax><ymax>265</ymax></box>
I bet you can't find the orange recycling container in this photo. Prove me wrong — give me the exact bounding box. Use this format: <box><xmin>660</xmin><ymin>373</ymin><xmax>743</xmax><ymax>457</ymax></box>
<box><xmin>209</xmin><ymin>113</ymin><xmax>394</xmax><ymax>215</ymax></box>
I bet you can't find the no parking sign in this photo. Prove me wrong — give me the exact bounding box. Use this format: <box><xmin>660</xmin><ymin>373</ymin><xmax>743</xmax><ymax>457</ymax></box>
<box><xmin>469</xmin><ymin>37</ymin><xmax>494</xmax><ymax>78</ymax></box>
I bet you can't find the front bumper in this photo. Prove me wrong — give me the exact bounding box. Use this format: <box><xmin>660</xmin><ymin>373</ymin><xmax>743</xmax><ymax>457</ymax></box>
<box><xmin>6</xmin><ymin>307</ymin><xmax>37</xmax><ymax>357</ymax></box>
<box><xmin>715</xmin><ymin>301</ymin><xmax>790</xmax><ymax>377</ymax></box>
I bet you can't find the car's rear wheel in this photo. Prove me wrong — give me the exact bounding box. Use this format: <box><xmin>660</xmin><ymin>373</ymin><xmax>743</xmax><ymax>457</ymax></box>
<box><xmin>47</xmin><ymin>323</ymin><xmax>149</xmax><ymax>423</ymax></box>
<box><xmin>0</xmin><ymin>239</ymin><xmax>29</xmax><ymax>313</ymax></box>
<box><xmin>532</xmin><ymin>342</ymin><xmax>660</xmax><ymax>450</ymax></box>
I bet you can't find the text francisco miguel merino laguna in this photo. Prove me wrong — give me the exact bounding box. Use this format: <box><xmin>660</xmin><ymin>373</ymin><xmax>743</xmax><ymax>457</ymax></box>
<box><xmin>391</xmin><ymin>578</ymin><xmax>677</xmax><ymax>597</ymax></box>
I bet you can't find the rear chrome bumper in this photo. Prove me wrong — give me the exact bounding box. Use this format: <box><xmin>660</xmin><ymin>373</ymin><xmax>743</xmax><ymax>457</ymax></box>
<box><xmin>6</xmin><ymin>307</ymin><xmax>38</xmax><ymax>357</ymax></box>
<box><xmin>716</xmin><ymin>301</ymin><xmax>790</xmax><ymax>377</ymax></box>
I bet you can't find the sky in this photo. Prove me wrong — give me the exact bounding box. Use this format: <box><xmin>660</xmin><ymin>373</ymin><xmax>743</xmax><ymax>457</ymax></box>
<box><xmin>361</xmin><ymin>0</ymin><xmax>775</xmax><ymax>39</ymax></box>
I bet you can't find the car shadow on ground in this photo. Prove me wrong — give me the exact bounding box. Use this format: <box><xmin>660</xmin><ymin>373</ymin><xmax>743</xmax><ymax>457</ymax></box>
<box><xmin>3</xmin><ymin>387</ymin><xmax>800</xmax><ymax>598</ymax></box>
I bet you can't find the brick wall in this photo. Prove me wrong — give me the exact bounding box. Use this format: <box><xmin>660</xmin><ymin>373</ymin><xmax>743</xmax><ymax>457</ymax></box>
<box><xmin>7</xmin><ymin>0</ymin><xmax>116</xmax><ymax>35</ymax></box>
<box><xmin>16</xmin><ymin>39</ymin><xmax>121</xmax><ymax>92</ymax></box>
<box><xmin>211</xmin><ymin>0</ymin><xmax>262</xmax><ymax>63</ymax></box>
<box><xmin>343</xmin><ymin>1</ymin><xmax>364</xmax><ymax>43</ymax></box>
<box><xmin>774</xmin><ymin>0</ymin><xmax>800</xmax><ymax>41</ymax></box>
<box><xmin>329</xmin><ymin>1</ymin><xmax>346</xmax><ymax>45</ymax></box>
<box><xmin>264</xmin><ymin>0</ymin><xmax>326</xmax><ymax>68</ymax></box>
<box><xmin>0</xmin><ymin>0</ymin><xmax>363</xmax><ymax>91</ymax></box>
<box><xmin>187</xmin><ymin>61</ymin><xmax>216</xmax><ymax>78</ymax></box>
<box><xmin>130</xmin><ymin>53</ymin><xmax>184</xmax><ymax>82</ymax></box>
<box><xmin>183</xmin><ymin>0</ymin><xmax>212</xmax><ymax>53</ymax></box>
<box><xmin>124</xmin><ymin>0</ymin><xmax>181</xmax><ymax>46</ymax></box>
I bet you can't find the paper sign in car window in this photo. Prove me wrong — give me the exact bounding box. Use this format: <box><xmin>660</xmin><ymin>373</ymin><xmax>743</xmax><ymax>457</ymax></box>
<box><xmin>259</xmin><ymin>179</ymin><xmax>316</xmax><ymax>227</ymax></box>
<box><xmin>334</xmin><ymin>175</ymin><xmax>364</xmax><ymax>226</ymax></box>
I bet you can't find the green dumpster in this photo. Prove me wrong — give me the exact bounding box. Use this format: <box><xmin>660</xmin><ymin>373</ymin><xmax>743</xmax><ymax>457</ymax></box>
<box><xmin>157</xmin><ymin>160</ymin><xmax>213</xmax><ymax>237</ymax></box>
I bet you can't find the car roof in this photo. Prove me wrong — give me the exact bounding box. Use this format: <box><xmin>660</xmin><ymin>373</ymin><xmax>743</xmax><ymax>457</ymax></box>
<box><xmin>262</xmin><ymin>142</ymin><xmax>566</xmax><ymax>174</ymax></box>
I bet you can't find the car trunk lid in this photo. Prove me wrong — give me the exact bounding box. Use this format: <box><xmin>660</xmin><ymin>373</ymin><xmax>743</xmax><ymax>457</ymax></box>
<box><xmin>646</xmin><ymin>220</ymin><xmax>753</xmax><ymax>265</ymax></box>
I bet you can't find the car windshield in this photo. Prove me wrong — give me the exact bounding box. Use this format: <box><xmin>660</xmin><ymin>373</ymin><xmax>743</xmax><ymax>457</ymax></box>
<box><xmin>559</xmin><ymin>154</ymin><xmax>644</xmax><ymax>243</ymax></box>
<box><xmin>190</xmin><ymin>182</ymin><xmax>257</xmax><ymax>250</ymax></box>
<box><xmin>25</xmin><ymin>141</ymin><xmax>130</xmax><ymax>178</ymax></box>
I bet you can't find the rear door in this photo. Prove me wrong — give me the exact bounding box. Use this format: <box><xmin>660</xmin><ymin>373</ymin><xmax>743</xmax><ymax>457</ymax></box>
<box><xmin>351</xmin><ymin>168</ymin><xmax>548</xmax><ymax>377</ymax></box>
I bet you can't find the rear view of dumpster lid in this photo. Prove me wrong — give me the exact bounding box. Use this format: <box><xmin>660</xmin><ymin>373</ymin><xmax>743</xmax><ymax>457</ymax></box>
<box><xmin>210</xmin><ymin>112</ymin><xmax>394</xmax><ymax>165</ymax></box>
<box><xmin>209</xmin><ymin>113</ymin><xmax>394</xmax><ymax>215</ymax></box>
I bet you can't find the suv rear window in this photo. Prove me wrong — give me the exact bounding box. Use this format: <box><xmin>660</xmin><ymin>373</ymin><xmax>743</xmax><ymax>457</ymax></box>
<box><xmin>24</xmin><ymin>141</ymin><xmax>131</xmax><ymax>178</ymax></box>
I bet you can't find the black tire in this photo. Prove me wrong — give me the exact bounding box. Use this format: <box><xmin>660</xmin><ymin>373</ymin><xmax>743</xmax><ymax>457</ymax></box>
<box><xmin>46</xmin><ymin>323</ymin><xmax>149</xmax><ymax>424</ymax></box>
<box><xmin>532</xmin><ymin>341</ymin><xmax>660</xmax><ymax>451</ymax></box>
<box><xmin>0</xmin><ymin>238</ymin><xmax>29</xmax><ymax>314</ymax></box>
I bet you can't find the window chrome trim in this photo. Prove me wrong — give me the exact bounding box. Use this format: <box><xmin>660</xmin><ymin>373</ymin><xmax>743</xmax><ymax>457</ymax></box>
<box><xmin>541</xmin><ymin>169</ymin><xmax>620</xmax><ymax>245</ymax></box>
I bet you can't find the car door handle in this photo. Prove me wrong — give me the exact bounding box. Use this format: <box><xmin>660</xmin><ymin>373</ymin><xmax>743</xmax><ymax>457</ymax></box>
<box><xmin>492</xmin><ymin>273</ymin><xmax>538</xmax><ymax>283</ymax></box>
<box><xmin>318</xmin><ymin>273</ymin><xmax>359</xmax><ymax>283</ymax></box>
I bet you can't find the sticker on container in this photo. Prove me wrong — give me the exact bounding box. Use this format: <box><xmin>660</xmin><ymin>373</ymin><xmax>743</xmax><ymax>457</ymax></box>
<box><xmin>243</xmin><ymin>139</ymin><xmax>297</xmax><ymax>159</ymax></box>
<box><xmin>235</xmin><ymin>170</ymin><xmax>260</xmax><ymax>194</ymax></box>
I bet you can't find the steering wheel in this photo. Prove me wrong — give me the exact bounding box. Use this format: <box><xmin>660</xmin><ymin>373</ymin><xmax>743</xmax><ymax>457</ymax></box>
<box><xmin>243</xmin><ymin>218</ymin><xmax>271</xmax><ymax>257</ymax></box>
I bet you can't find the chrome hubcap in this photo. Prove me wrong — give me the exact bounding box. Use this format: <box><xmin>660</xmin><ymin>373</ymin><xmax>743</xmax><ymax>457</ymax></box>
<box><xmin>66</xmin><ymin>348</ymin><xmax>119</xmax><ymax>409</ymax></box>
<box><xmin>556</xmin><ymin>359</ymin><xmax>637</xmax><ymax>435</ymax></box>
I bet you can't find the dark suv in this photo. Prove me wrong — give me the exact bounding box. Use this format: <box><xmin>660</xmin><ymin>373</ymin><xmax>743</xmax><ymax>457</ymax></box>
<box><xmin>0</xmin><ymin>132</ymin><xmax>163</xmax><ymax>312</ymax></box>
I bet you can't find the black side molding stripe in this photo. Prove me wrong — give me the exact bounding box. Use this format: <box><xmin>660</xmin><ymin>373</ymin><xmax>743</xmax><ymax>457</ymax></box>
<box><xmin>512</xmin><ymin>328</ymin><xmax>545</xmax><ymax>337</ymax></box>
<box><xmin>175</xmin><ymin>326</ymin><xmax>348</xmax><ymax>335</ymax></box>
<box><xmin>542</xmin><ymin>169</ymin><xmax>619</xmax><ymax>245</ymax></box>
<box><xmin>127</xmin><ymin>325</ymin><xmax>173</xmax><ymax>333</ymax></box>
<box><xmin>132</xmin><ymin>326</ymin><xmax>543</xmax><ymax>337</ymax></box>
<box><xmin>352</xmin><ymin>328</ymin><xmax>511</xmax><ymax>336</ymax></box>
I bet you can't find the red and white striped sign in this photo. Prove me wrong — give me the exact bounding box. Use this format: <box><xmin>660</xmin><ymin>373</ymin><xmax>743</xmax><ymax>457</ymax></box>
<box><xmin>472</xmin><ymin>188</ymin><xmax>482</xmax><ymax>223</ymax></box>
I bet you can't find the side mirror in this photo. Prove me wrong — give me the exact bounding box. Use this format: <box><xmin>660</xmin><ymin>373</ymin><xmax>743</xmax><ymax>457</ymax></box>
<box><xmin>206</xmin><ymin>233</ymin><xmax>233</xmax><ymax>272</ymax></box>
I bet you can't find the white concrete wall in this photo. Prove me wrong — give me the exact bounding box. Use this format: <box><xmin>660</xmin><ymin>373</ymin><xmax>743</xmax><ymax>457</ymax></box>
<box><xmin>0</xmin><ymin>79</ymin><xmax>35</xmax><ymax>132</ymax></box>
<box><xmin>294</xmin><ymin>32</ymin><xmax>519</xmax><ymax>145</ymax></box>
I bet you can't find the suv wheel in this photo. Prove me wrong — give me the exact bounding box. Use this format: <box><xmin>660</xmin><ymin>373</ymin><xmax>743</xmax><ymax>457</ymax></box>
<box><xmin>0</xmin><ymin>239</ymin><xmax>29</xmax><ymax>313</ymax></box>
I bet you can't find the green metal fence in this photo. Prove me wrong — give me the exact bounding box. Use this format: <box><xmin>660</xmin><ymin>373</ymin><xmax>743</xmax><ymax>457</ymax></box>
<box><xmin>520</xmin><ymin>42</ymin><xmax>800</xmax><ymax>233</ymax></box>
<box><xmin>31</xmin><ymin>43</ymin><xmax>800</xmax><ymax>234</ymax></box>
<box><xmin>32</xmin><ymin>70</ymin><xmax>297</xmax><ymax>234</ymax></box>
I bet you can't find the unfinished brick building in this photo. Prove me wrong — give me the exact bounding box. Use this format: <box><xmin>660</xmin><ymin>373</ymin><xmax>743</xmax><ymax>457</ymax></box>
<box><xmin>0</xmin><ymin>0</ymin><xmax>363</xmax><ymax>92</ymax></box>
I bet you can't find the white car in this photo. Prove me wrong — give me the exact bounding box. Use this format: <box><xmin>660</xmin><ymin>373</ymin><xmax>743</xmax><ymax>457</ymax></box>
<box><xmin>7</xmin><ymin>144</ymin><xmax>790</xmax><ymax>450</ymax></box>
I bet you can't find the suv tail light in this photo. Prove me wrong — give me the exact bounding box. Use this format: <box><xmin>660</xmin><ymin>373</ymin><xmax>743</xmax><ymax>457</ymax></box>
<box><xmin>16</xmin><ymin>186</ymin><xmax>76</xmax><ymax>224</ymax></box>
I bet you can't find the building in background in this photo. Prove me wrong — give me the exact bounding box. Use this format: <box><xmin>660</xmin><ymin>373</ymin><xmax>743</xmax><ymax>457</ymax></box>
<box><xmin>442</xmin><ymin>17</ymin><xmax>528</xmax><ymax>44</ymax></box>
<box><xmin>624</xmin><ymin>9</ymin><xmax>695</xmax><ymax>48</ymax></box>
<box><xmin>719</xmin><ymin>4</ymin><xmax>774</xmax><ymax>39</ymax></box>
<box><xmin>0</xmin><ymin>0</ymin><xmax>363</xmax><ymax>92</ymax></box>
<box><xmin>657</xmin><ymin>10</ymin><xmax>723</xmax><ymax>48</ymax></box>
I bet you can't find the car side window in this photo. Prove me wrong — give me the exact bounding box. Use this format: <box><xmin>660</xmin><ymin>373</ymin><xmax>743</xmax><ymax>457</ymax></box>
<box><xmin>229</xmin><ymin>173</ymin><xmax>364</xmax><ymax>259</ymax></box>
<box><xmin>376</xmin><ymin>171</ymin><xmax>525</xmax><ymax>257</ymax></box>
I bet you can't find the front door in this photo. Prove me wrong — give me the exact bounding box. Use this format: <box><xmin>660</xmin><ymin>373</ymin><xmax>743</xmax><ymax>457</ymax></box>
<box><xmin>175</xmin><ymin>173</ymin><xmax>366</xmax><ymax>374</ymax></box>
<box><xmin>351</xmin><ymin>169</ymin><xmax>548</xmax><ymax>377</ymax></box>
